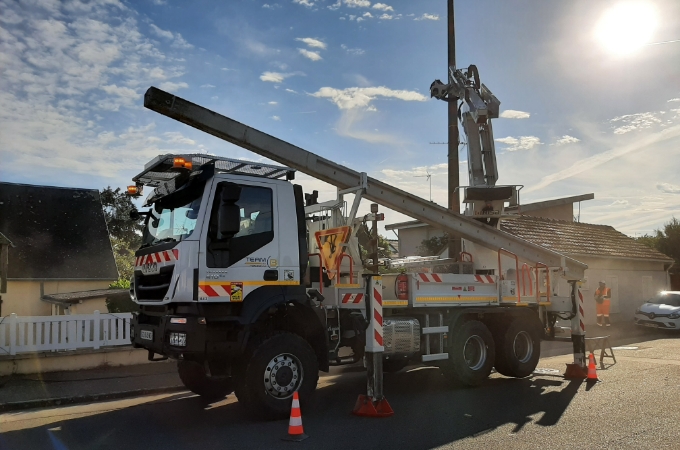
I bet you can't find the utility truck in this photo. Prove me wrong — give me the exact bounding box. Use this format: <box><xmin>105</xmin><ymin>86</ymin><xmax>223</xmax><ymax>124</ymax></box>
<box><xmin>128</xmin><ymin>69</ymin><xmax>588</xmax><ymax>419</ymax></box>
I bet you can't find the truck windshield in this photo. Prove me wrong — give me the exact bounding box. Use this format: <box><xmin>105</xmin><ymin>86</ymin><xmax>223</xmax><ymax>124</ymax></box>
<box><xmin>142</xmin><ymin>194</ymin><xmax>203</xmax><ymax>247</ymax></box>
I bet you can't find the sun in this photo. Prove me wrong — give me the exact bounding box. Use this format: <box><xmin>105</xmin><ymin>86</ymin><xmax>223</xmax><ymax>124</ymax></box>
<box><xmin>595</xmin><ymin>2</ymin><xmax>658</xmax><ymax>56</ymax></box>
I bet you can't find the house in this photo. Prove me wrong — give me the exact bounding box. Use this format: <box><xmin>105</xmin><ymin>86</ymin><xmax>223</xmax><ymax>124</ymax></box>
<box><xmin>0</xmin><ymin>182</ymin><xmax>120</xmax><ymax>316</ymax></box>
<box><xmin>386</xmin><ymin>194</ymin><xmax>674</xmax><ymax>324</ymax></box>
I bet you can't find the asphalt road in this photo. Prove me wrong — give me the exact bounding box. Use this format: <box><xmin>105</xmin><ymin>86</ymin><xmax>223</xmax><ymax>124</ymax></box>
<box><xmin>1</xmin><ymin>335</ymin><xmax>679</xmax><ymax>450</ymax></box>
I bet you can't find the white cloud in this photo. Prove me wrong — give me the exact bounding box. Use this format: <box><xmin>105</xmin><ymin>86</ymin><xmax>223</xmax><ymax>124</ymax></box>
<box><xmin>295</xmin><ymin>37</ymin><xmax>326</xmax><ymax>49</ymax></box>
<box><xmin>415</xmin><ymin>13</ymin><xmax>439</xmax><ymax>21</ymax></box>
<box><xmin>328</xmin><ymin>0</ymin><xmax>341</xmax><ymax>10</ymax></box>
<box><xmin>293</xmin><ymin>0</ymin><xmax>315</xmax><ymax>7</ymax></box>
<box><xmin>262</xmin><ymin>3</ymin><xmax>281</xmax><ymax>9</ymax></box>
<box><xmin>311</xmin><ymin>86</ymin><xmax>427</xmax><ymax>109</ymax></box>
<box><xmin>554</xmin><ymin>135</ymin><xmax>580</xmax><ymax>145</ymax></box>
<box><xmin>363</xmin><ymin>12</ymin><xmax>373</xmax><ymax>18</ymax></box>
<box><xmin>149</xmin><ymin>24</ymin><xmax>194</xmax><ymax>49</ymax></box>
<box><xmin>149</xmin><ymin>24</ymin><xmax>173</xmax><ymax>40</ymax></box>
<box><xmin>500</xmin><ymin>109</ymin><xmax>530</xmax><ymax>119</ymax></box>
<box><xmin>344</xmin><ymin>0</ymin><xmax>370</xmax><ymax>7</ymax></box>
<box><xmin>379</xmin><ymin>14</ymin><xmax>393</xmax><ymax>19</ymax></box>
<box><xmin>164</xmin><ymin>131</ymin><xmax>196</xmax><ymax>146</ymax></box>
<box><xmin>667</xmin><ymin>98</ymin><xmax>680</xmax><ymax>103</ymax></box>
<box><xmin>298</xmin><ymin>48</ymin><xmax>322</xmax><ymax>61</ymax></box>
<box><xmin>611</xmin><ymin>112</ymin><xmax>663</xmax><ymax>134</ymax></box>
<box><xmin>657</xmin><ymin>183</ymin><xmax>680</xmax><ymax>194</ymax></box>
<box><xmin>221</xmin><ymin>67</ymin><xmax>234</xmax><ymax>71</ymax></box>
<box><xmin>271</xmin><ymin>115</ymin><xmax>281</xmax><ymax>121</ymax></box>
<box><xmin>200</xmin><ymin>84</ymin><xmax>215</xmax><ymax>88</ymax></box>
<box><xmin>259</xmin><ymin>71</ymin><xmax>304</xmax><ymax>83</ymax></box>
<box><xmin>341</xmin><ymin>44</ymin><xmax>365</xmax><ymax>55</ymax></box>
<box><xmin>158</xmin><ymin>81</ymin><xmax>189</xmax><ymax>91</ymax></box>
<box><xmin>285</xmin><ymin>88</ymin><xmax>298</xmax><ymax>93</ymax></box>
<box><xmin>372</xmin><ymin>3</ymin><xmax>393</xmax><ymax>11</ymax></box>
<box><xmin>268</xmin><ymin>101</ymin><xmax>278</xmax><ymax>105</ymax></box>
<box><xmin>495</xmin><ymin>136</ymin><xmax>542</xmax><ymax>151</ymax></box>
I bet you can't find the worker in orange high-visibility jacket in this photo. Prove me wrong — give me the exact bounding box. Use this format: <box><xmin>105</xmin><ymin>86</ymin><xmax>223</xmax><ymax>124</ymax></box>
<box><xmin>594</xmin><ymin>281</ymin><xmax>612</xmax><ymax>327</ymax></box>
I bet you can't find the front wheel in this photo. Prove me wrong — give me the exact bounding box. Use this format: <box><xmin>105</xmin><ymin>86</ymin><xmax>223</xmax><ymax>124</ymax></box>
<box><xmin>442</xmin><ymin>320</ymin><xmax>495</xmax><ymax>387</ymax></box>
<box><xmin>177</xmin><ymin>360</ymin><xmax>233</xmax><ymax>401</ymax></box>
<box><xmin>236</xmin><ymin>332</ymin><xmax>319</xmax><ymax>420</ymax></box>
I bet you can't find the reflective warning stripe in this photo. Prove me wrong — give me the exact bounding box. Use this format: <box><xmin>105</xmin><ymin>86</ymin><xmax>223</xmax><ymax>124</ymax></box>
<box><xmin>373</xmin><ymin>286</ymin><xmax>383</xmax><ymax>347</ymax></box>
<box><xmin>135</xmin><ymin>249</ymin><xmax>179</xmax><ymax>267</ymax></box>
<box><xmin>418</xmin><ymin>273</ymin><xmax>442</xmax><ymax>283</ymax></box>
<box><xmin>383</xmin><ymin>300</ymin><xmax>408</xmax><ymax>307</ymax></box>
<box><xmin>474</xmin><ymin>275</ymin><xmax>495</xmax><ymax>283</ymax></box>
<box><xmin>341</xmin><ymin>293</ymin><xmax>364</xmax><ymax>304</ymax></box>
<box><xmin>416</xmin><ymin>296</ymin><xmax>497</xmax><ymax>302</ymax></box>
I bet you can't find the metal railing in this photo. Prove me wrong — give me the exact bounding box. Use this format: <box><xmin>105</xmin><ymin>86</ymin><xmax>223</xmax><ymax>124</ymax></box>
<box><xmin>0</xmin><ymin>311</ymin><xmax>131</xmax><ymax>356</ymax></box>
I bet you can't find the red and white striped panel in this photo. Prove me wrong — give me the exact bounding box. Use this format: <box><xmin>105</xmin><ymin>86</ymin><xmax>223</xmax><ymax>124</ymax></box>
<box><xmin>417</xmin><ymin>273</ymin><xmax>443</xmax><ymax>283</ymax></box>
<box><xmin>373</xmin><ymin>284</ymin><xmax>383</xmax><ymax>348</ymax></box>
<box><xmin>474</xmin><ymin>275</ymin><xmax>495</xmax><ymax>283</ymax></box>
<box><xmin>199</xmin><ymin>284</ymin><xmax>231</xmax><ymax>298</ymax></box>
<box><xmin>578</xmin><ymin>289</ymin><xmax>585</xmax><ymax>333</ymax></box>
<box><xmin>135</xmin><ymin>249</ymin><xmax>179</xmax><ymax>267</ymax></box>
<box><xmin>341</xmin><ymin>293</ymin><xmax>364</xmax><ymax>304</ymax></box>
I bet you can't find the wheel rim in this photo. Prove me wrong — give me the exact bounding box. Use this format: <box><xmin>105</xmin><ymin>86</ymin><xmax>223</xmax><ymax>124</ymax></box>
<box><xmin>463</xmin><ymin>335</ymin><xmax>487</xmax><ymax>371</ymax></box>
<box><xmin>513</xmin><ymin>331</ymin><xmax>534</xmax><ymax>364</ymax></box>
<box><xmin>264</xmin><ymin>353</ymin><xmax>303</xmax><ymax>399</ymax></box>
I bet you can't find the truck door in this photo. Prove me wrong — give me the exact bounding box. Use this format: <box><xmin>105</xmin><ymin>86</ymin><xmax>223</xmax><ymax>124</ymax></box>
<box><xmin>197</xmin><ymin>179</ymin><xmax>283</xmax><ymax>302</ymax></box>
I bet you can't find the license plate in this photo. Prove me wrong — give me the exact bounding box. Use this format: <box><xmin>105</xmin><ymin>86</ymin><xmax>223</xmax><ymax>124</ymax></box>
<box><xmin>643</xmin><ymin>323</ymin><xmax>659</xmax><ymax>328</ymax></box>
<box><xmin>141</xmin><ymin>262</ymin><xmax>159</xmax><ymax>275</ymax></box>
<box><xmin>140</xmin><ymin>330</ymin><xmax>153</xmax><ymax>340</ymax></box>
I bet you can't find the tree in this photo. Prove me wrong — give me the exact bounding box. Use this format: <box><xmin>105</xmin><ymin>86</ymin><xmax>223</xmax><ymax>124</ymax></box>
<box><xmin>417</xmin><ymin>233</ymin><xmax>449</xmax><ymax>257</ymax></box>
<box><xmin>100</xmin><ymin>187</ymin><xmax>144</xmax><ymax>282</ymax></box>
<box><xmin>356</xmin><ymin>224</ymin><xmax>393</xmax><ymax>261</ymax></box>
<box><xmin>636</xmin><ymin>217</ymin><xmax>680</xmax><ymax>273</ymax></box>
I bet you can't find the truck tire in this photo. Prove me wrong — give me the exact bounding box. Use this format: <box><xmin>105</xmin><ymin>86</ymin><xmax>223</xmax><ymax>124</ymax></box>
<box><xmin>443</xmin><ymin>320</ymin><xmax>495</xmax><ymax>387</ymax></box>
<box><xmin>177</xmin><ymin>360</ymin><xmax>233</xmax><ymax>401</ymax></box>
<box><xmin>494</xmin><ymin>317</ymin><xmax>541</xmax><ymax>378</ymax></box>
<box><xmin>235</xmin><ymin>332</ymin><xmax>319</xmax><ymax>420</ymax></box>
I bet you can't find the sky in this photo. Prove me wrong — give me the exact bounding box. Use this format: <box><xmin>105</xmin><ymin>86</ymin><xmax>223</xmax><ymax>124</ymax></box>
<box><xmin>1</xmin><ymin>0</ymin><xmax>679</xmax><ymax>239</ymax></box>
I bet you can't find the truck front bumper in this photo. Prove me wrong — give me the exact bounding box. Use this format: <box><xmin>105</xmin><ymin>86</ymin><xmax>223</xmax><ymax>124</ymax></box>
<box><xmin>131</xmin><ymin>313</ymin><xmax>207</xmax><ymax>359</ymax></box>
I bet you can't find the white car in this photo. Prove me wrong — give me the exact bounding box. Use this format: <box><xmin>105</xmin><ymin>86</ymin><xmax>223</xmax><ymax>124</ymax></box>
<box><xmin>634</xmin><ymin>291</ymin><xmax>680</xmax><ymax>330</ymax></box>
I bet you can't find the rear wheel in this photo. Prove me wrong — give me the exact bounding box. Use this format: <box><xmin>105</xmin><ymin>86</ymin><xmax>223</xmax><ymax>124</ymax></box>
<box><xmin>494</xmin><ymin>317</ymin><xmax>541</xmax><ymax>378</ymax></box>
<box><xmin>235</xmin><ymin>332</ymin><xmax>319</xmax><ymax>420</ymax></box>
<box><xmin>177</xmin><ymin>360</ymin><xmax>233</xmax><ymax>401</ymax></box>
<box><xmin>443</xmin><ymin>320</ymin><xmax>495</xmax><ymax>386</ymax></box>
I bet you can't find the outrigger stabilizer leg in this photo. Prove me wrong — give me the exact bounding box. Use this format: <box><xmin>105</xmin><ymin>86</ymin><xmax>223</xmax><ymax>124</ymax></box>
<box><xmin>352</xmin><ymin>274</ymin><xmax>394</xmax><ymax>417</ymax></box>
<box><xmin>564</xmin><ymin>280</ymin><xmax>588</xmax><ymax>379</ymax></box>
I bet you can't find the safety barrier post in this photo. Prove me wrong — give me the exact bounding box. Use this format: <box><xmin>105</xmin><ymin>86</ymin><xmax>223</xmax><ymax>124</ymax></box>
<box><xmin>352</xmin><ymin>274</ymin><xmax>393</xmax><ymax>417</ymax></box>
<box><xmin>564</xmin><ymin>280</ymin><xmax>587</xmax><ymax>378</ymax></box>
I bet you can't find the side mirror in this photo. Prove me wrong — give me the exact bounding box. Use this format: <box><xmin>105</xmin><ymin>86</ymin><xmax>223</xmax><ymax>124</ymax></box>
<box><xmin>217</xmin><ymin>183</ymin><xmax>241</xmax><ymax>239</ymax></box>
<box><xmin>129</xmin><ymin>209</ymin><xmax>141</xmax><ymax>221</ymax></box>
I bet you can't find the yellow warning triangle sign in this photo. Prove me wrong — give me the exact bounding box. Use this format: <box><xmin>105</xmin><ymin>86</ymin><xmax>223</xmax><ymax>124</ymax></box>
<box><xmin>314</xmin><ymin>226</ymin><xmax>351</xmax><ymax>280</ymax></box>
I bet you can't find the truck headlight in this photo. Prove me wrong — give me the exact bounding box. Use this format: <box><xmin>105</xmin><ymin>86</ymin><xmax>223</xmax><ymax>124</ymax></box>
<box><xmin>169</xmin><ymin>332</ymin><xmax>187</xmax><ymax>347</ymax></box>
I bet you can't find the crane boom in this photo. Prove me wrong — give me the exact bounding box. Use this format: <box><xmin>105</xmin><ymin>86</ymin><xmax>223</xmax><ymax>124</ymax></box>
<box><xmin>143</xmin><ymin>87</ymin><xmax>586</xmax><ymax>280</ymax></box>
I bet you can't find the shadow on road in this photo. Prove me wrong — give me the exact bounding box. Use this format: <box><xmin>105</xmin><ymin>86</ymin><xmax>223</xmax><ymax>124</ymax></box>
<box><xmin>0</xmin><ymin>366</ymin><xmax>586</xmax><ymax>450</ymax></box>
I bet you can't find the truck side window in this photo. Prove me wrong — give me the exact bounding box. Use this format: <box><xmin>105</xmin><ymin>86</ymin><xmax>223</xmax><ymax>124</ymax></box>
<box><xmin>207</xmin><ymin>183</ymin><xmax>274</xmax><ymax>268</ymax></box>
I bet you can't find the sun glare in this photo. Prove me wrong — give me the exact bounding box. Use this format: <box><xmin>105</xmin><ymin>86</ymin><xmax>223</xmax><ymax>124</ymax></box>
<box><xmin>595</xmin><ymin>2</ymin><xmax>658</xmax><ymax>56</ymax></box>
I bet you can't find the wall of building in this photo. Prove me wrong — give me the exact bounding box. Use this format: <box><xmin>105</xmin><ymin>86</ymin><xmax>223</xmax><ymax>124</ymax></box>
<box><xmin>523</xmin><ymin>204</ymin><xmax>574</xmax><ymax>222</ymax></box>
<box><xmin>2</xmin><ymin>280</ymin><xmax>113</xmax><ymax>316</ymax></box>
<box><xmin>396</xmin><ymin>226</ymin><xmax>445</xmax><ymax>257</ymax></box>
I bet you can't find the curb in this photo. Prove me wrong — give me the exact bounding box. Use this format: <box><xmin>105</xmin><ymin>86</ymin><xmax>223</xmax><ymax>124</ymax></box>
<box><xmin>0</xmin><ymin>385</ymin><xmax>187</xmax><ymax>413</ymax></box>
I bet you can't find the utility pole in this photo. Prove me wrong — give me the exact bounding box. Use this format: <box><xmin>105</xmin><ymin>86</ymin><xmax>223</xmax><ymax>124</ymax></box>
<box><xmin>447</xmin><ymin>0</ymin><xmax>462</xmax><ymax>259</ymax></box>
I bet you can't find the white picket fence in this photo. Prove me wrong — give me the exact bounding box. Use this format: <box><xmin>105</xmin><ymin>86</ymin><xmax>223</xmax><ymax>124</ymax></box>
<box><xmin>0</xmin><ymin>311</ymin><xmax>132</xmax><ymax>356</ymax></box>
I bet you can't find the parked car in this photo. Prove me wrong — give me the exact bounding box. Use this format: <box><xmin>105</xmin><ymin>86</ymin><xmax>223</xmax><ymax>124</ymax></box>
<box><xmin>634</xmin><ymin>291</ymin><xmax>680</xmax><ymax>330</ymax></box>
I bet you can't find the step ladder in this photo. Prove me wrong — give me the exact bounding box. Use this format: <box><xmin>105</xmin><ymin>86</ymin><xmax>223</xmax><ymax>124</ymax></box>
<box><xmin>421</xmin><ymin>313</ymin><xmax>449</xmax><ymax>362</ymax></box>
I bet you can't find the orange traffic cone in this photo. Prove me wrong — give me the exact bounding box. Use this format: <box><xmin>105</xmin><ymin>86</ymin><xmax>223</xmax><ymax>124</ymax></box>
<box><xmin>587</xmin><ymin>353</ymin><xmax>599</xmax><ymax>382</ymax></box>
<box><xmin>282</xmin><ymin>391</ymin><xmax>308</xmax><ymax>442</ymax></box>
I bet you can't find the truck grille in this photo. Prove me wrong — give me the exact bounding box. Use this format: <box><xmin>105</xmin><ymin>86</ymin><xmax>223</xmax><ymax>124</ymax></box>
<box><xmin>135</xmin><ymin>266</ymin><xmax>174</xmax><ymax>301</ymax></box>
